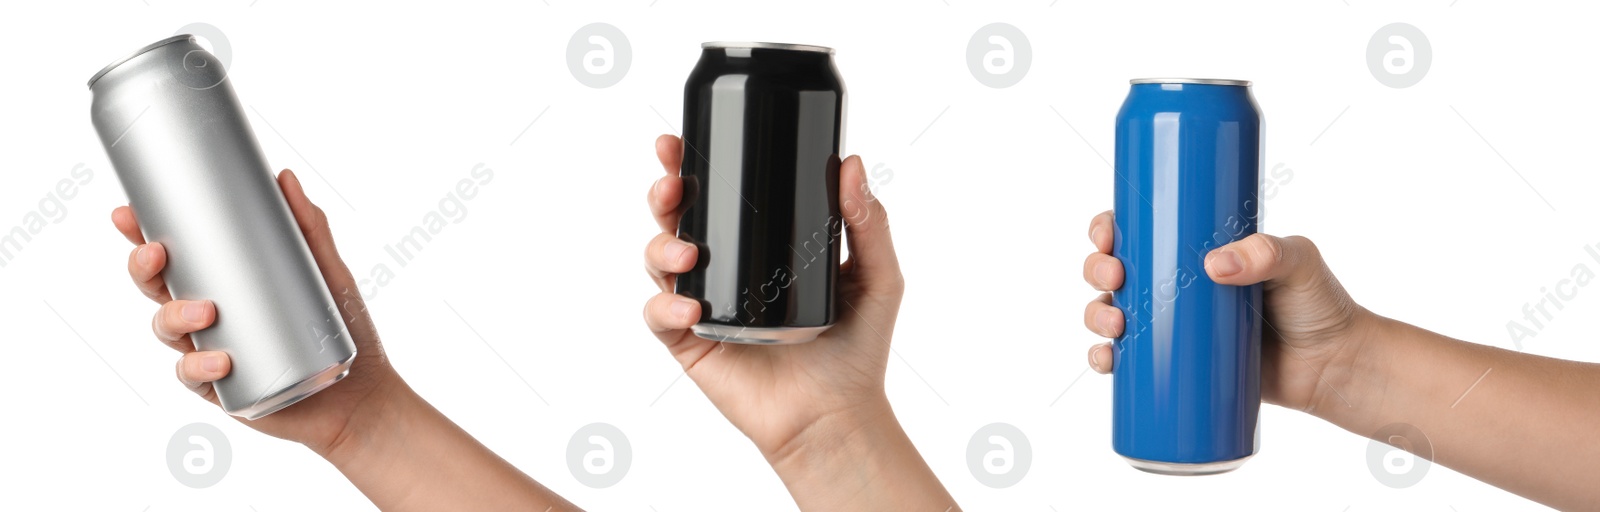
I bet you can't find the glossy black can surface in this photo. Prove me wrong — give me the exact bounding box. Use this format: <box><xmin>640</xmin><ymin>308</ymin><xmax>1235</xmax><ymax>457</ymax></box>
<box><xmin>674</xmin><ymin>42</ymin><xmax>846</xmax><ymax>344</ymax></box>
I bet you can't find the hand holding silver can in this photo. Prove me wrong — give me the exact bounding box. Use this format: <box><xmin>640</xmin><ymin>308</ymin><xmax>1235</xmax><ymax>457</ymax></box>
<box><xmin>90</xmin><ymin>35</ymin><xmax>356</xmax><ymax>419</ymax></box>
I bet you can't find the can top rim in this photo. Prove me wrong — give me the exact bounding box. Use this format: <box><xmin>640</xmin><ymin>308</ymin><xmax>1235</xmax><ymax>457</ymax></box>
<box><xmin>702</xmin><ymin>41</ymin><xmax>834</xmax><ymax>54</ymax></box>
<box><xmin>1131</xmin><ymin>78</ymin><xmax>1252</xmax><ymax>86</ymax></box>
<box><xmin>88</xmin><ymin>34</ymin><xmax>195</xmax><ymax>89</ymax></box>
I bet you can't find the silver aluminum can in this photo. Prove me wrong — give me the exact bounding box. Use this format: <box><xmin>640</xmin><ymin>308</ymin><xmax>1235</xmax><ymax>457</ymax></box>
<box><xmin>88</xmin><ymin>35</ymin><xmax>355</xmax><ymax>420</ymax></box>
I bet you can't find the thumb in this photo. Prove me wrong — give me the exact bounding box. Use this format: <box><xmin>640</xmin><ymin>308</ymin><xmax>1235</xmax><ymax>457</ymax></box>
<box><xmin>1204</xmin><ymin>233</ymin><xmax>1327</xmax><ymax>289</ymax></box>
<box><xmin>277</xmin><ymin>170</ymin><xmax>368</xmax><ymax>328</ymax></box>
<box><xmin>278</xmin><ymin>169</ymin><xmax>353</xmax><ymax>284</ymax></box>
<box><xmin>839</xmin><ymin>155</ymin><xmax>902</xmax><ymax>292</ymax></box>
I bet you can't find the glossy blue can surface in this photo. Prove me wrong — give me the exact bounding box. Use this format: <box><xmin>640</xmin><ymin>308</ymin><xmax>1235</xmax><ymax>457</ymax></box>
<box><xmin>1111</xmin><ymin>80</ymin><xmax>1263</xmax><ymax>474</ymax></box>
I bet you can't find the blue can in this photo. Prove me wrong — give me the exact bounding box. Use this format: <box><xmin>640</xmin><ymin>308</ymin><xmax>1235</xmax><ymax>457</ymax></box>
<box><xmin>1111</xmin><ymin>78</ymin><xmax>1263</xmax><ymax>475</ymax></box>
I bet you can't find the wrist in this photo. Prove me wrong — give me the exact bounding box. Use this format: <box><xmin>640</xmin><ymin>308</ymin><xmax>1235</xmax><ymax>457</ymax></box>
<box><xmin>764</xmin><ymin>396</ymin><xmax>956</xmax><ymax>511</ymax></box>
<box><xmin>1307</xmin><ymin>310</ymin><xmax>1412</xmax><ymax>434</ymax></box>
<box><xmin>763</xmin><ymin>395</ymin><xmax>895</xmax><ymax>469</ymax></box>
<box><xmin>314</xmin><ymin>374</ymin><xmax>417</xmax><ymax>468</ymax></box>
<box><xmin>308</xmin><ymin>377</ymin><xmax>578</xmax><ymax>511</ymax></box>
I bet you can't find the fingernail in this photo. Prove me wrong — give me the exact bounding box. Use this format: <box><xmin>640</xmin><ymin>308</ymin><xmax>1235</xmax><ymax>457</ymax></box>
<box><xmin>136</xmin><ymin>245</ymin><xmax>151</xmax><ymax>266</ymax></box>
<box><xmin>1090</xmin><ymin>225</ymin><xmax>1101</xmax><ymax>244</ymax></box>
<box><xmin>667</xmin><ymin>240</ymin><xmax>693</xmax><ymax>266</ymax></box>
<box><xmin>181</xmin><ymin>301</ymin><xmax>207</xmax><ymax>323</ymax></box>
<box><xmin>652</xmin><ymin>177</ymin><xmax>665</xmax><ymax>195</ymax></box>
<box><xmin>200</xmin><ymin>353</ymin><xmax>223</xmax><ymax>373</ymax></box>
<box><xmin>1209</xmin><ymin>250</ymin><xmax>1243</xmax><ymax>277</ymax></box>
<box><xmin>1088</xmin><ymin>346</ymin><xmax>1105</xmax><ymax>371</ymax></box>
<box><xmin>1096</xmin><ymin>309</ymin><xmax>1115</xmax><ymax>335</ymax></box>
<box><xmin>671</xmin><ymin>298</ymin><xmax>696</xmax><ymax>320</ymax></box>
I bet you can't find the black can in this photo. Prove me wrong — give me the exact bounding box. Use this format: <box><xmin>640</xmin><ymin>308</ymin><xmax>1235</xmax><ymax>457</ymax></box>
<box><xmin>675</xmin><ymin>42</ymin><xmax>846</xmax><ymax>344</ymax></box>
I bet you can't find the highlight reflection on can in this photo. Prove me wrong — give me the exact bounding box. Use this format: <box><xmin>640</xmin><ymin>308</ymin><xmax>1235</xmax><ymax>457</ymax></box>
<box><xmin>89</xmin><ymin>35</ymin><xmax>357</xmax><ymax>420</ymax></box>
<box><xmin>674</xmin><ymin>42</ymin><xmax>846</xmax><ymax>345</ymax></box>
<box><xmin>1111</xmin><ymin>78</ymin><xmax>1263</xmax><ymax>475</ymax></box>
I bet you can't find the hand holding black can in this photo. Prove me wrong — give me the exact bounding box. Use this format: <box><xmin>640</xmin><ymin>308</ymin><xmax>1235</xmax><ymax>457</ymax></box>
<box><xmin>643</xmin><ymin>132</ymin><xmax>956</xmax><ymax>510</ymax></box>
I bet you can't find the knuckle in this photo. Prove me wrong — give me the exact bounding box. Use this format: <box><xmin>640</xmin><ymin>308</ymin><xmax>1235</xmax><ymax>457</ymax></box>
<box><xmin>152</xmin><ymin>307</ymin><xmax>171</xmax><ymax>336</ymax></box>
<box><xmin>886</xmin><ymin>272</ymin><xmax>907</xmax><ymax>295</ymax></box>
<box><xmin>864</xmin><ymin>271</ymin><xmax>906</xmax><ymax>297</ymax></box>
<box><xmin>646</xmin><ymin>234</ymin><xmax>670</xmax><ymax>261</ymax></box>
<box><xmin>643</xmin><ymin>293</ymin><xmax>671</xmax><ymax>327</ymax></box>
<box><xmin>1285</xmin><ymin>235</ymin><xmax>1320</xmax><ymax>260</ymax></box>
<box><xmin>1247</xmin><ymin>233</ymin><xmax>1285</xmax><ymax>266</ymax></box>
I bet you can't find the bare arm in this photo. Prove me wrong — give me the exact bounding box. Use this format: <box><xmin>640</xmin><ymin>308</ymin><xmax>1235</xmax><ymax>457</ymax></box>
<box><xmin>1317</xmin><ymin>317</ymin><xmax>1600</xmax><ymax>510</ymax></box>
<box><xmin>318</xmin><ymin>380</ymin><xmax>576</xmax><ymax>511</ymax></box>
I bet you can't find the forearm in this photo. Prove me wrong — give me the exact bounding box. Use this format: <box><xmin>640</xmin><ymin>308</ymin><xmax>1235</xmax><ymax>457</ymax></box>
<box><xmin>1316</xmin><ymin>315</ymin><xmax>1600</xmax><ymax>510</ymax></box>
<box><xmin>766</xmin><ymin>398</ymin><xmax>958</xmax><ymax>512</ymax></box>
<box><xmin>318</xmin><ymin>381</ymin><xmax>578</xmax><ymax>511</ymax></box>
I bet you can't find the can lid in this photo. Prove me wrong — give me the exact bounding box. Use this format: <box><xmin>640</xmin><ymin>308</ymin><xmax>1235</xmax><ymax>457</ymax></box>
<box><xmin>88</xmin><ymin>34</ymin><xmax>194</xmax><ymax>89</ymax></box>
<box><xmin>702</xmin><ymin>41</ymin><xmax>834</xmax><ymax>54</ymax></box>
<box><xmin>1130</xmin><ymin>78</ymin><xmax>1251</xmax><ymax>86</ymax></box>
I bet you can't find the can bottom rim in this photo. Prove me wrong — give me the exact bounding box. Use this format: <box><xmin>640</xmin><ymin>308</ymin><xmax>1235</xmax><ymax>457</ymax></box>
<box><xmin>692</xmin><ymin>323</ymin><xmax>832</xmax><ymax>345</ymax></box>
<box><xmin>1122</xmin><ymin>454</ymin><xmax>1253</xmax><ymax>476</ymax></box>
<box><xmin>228</xmin><ymin>352</ymin><xmax>356</xmax><ymax>420</ymax></box>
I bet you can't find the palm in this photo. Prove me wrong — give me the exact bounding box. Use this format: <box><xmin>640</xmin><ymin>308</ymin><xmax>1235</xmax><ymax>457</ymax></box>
<box><xmin>667</xmin><ymin>274</ymin><xmax>895</xmax><ymax>452</ymax></box>
<box><xmin>1256</xmin><ymin>270</ymin><xmax>1363</xmax><ymax>410</ymax></box>
<box><xmin>643</xmin><ymin>134</ymin><xmax>904</xmax><ymax>456</ymax></box>
<box><xmin>232</xmin><ymin>316</ymin><xmax>394</xmax><ymax>451</ymax></box>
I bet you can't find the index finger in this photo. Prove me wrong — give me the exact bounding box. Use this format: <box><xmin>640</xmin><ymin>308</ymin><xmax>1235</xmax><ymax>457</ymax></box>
<box><xmin>112</xmin><ymin>206</ymin><xmax>145</xmax><ymax>245</ymax></box>
<box><xmin>1089</xmin><ymin>210</ymin><xmax>1114</xmax><ymax>254</ymax></box>
<box><xmin>656</xmin><ymin>134</ymin><xmax>683</xmax><ymax>176</ymax></box>
<box><xmin>650</xmin><ymin>134</ymin><xmax>687</xmax><ymax>233</ymax></box>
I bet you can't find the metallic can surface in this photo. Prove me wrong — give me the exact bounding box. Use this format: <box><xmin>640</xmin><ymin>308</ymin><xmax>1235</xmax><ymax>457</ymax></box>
<box><xmin>89</xmin><ymin>35</ymin><xmax>356</xmax><ymax>420</ymax></box>
<box><xmin>674</xmin><ymin>42</ymin><xmax>845</xmax><ymax>345</ymax></box>
<box><xmin>1111</xmin><ymin>78</ymin><xmax>1263</xmax><ymax>475</ymax></box>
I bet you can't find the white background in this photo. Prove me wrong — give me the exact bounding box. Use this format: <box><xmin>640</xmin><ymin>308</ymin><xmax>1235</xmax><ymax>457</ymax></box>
<box><xmin>2</xmin><ymin>1</ymin><xmax>1595</xmax><ymax>510</ymax></box>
